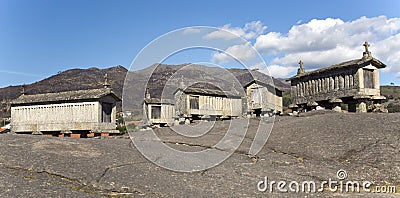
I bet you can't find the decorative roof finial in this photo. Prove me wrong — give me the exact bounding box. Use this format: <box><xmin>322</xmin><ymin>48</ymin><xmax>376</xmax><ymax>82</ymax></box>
<box><xmin>297</xmin><ymin>60</ymin><xmax>305</xmax><ymax>75</ymax></box>
<box><xmin>21</xmin><ymin>84</ymin><xmax>25</xmax><ymax>96</ymax></box>
<box><xmin>179</xmin><ymin>75</ymin><xmax>185</xmax><ymax>89</ymax></box>
<box><xmin>363</xmin><ymin>41</ymin><xmax>370</xmax><ymax>52</ymax></box>
<box><xmin>230</xmin><ymin>81</ymin><xmax>237</xmax><ymax>95</ymax></box>
<box><xmin>103</xmin><ymin>73</ymin><xmax>110</xmax><ymax>89</ymax></box>
<box><xmin>145</xmin><ymin>87</ymin><xmax>151</xmax><ymax>99</ymax></box>
<box><xmin>363</xmin><ymin>41</ymin><xmax>372</xmax><ymax>58</ymax></box>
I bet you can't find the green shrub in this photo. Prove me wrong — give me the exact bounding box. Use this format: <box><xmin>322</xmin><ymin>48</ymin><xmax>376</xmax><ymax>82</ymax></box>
<box><xmin>386</xmin><ymin>102</ymin><xmax>400</xmax><ymax>113</ymax></box>
<box><xmin>282</xmin><ymin>93</ymin><xmax>292</xmax><ymax>110</ymax></box>
<box><xmin>116</xmin><ymin>125</ymin><xmax>127</xmax><ymax>134</ymax></box>
<box><xmin>116</xmin><ymin>113</ymin><xmax>125</xmax><ymax>125</ymax></box>
<box><xmin>340</xmin><ymin>103</ymin><xmax>348</xmax><ymax>111</ymax></box>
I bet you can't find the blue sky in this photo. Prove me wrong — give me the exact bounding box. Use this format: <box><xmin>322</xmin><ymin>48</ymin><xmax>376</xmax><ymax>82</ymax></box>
<box><xmin>0</xmin><ymin>0</ymin><xmax>399</xmax><ymax>87</ymax></box>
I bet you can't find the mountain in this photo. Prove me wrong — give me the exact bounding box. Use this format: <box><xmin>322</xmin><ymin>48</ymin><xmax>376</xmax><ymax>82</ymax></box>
<box><xmin>0</xmin><ymin>66</ymin><xmax>128</xmax><ymax>118</ymax></box>
<box><xmin>123</xmin><ymin>64</ymin><xmax>291</xmax><ymax>114</ymax></box>
<box><xmin>0</xmin><ymin>64</ymin><xmax>290</xmax><ymax>118</ymax></box>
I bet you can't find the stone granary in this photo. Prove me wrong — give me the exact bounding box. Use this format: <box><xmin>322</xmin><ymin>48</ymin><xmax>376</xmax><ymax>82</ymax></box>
<box><xmin>288</xmin><ymin>42</ymin><xmax>386</xmax><ymax>113</ymax></box>
<box><xmin>144</xmin><ymin>83</ymin><xmax>242</xmax><ymax>126</ymax></box>
<box><xmin>243</xmin><ymin>80</ymin><xmax>283</xmax><ymax>116</ymax></box>
<box><xmin>143</xmin><ymin>65</ymin><xmax>283</xmax><ymax>126</ymax></box>
<box><xmin>11</xmin><ymin>76</ymin><xmax>121</xmax><ymax>137</ymax></box>
<box><xmin>143</xmin><ymin>90</ymin><xmax>175</xmax><ymax>126</ymax></box>
<box><xmin>174</xmin><ymin>84</ymin><xmax>243</xmax><ymax>122</ymax></box>
<box><xmin>231</xmin><ymin>68</ymin><xmax>283</xmax><ymax>116</ymax></box>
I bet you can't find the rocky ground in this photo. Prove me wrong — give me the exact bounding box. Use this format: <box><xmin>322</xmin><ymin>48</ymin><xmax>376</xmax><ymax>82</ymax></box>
<box><xmin>0</xmin><ymin>111</ymin><xmax>399</xmax><ymax>197</ymax></box>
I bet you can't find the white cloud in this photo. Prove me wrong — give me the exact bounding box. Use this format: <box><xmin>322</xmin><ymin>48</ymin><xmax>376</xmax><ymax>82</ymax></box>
<box><xmin>255</xmin><ymin>18</ymin><xmax>346</xmax><ymax>53</ymax></box>
<box><xmin>250</xmin><ymin>62</ymin><xmax>296</xmax><ymax>78</ymax></box>
<box><xmin>205</xmin><ymin>21</ymin><xmax>267</xmax><ymax>40</ymax></box>
<box><xmin>207</xmin><ymin>16</ymin><xmax>400</xmax><ymax>78</ymax></box>
<box><xmin>374</xmin><ymin>33</ymin><xmax>400</xmax><ymax>74</ymax></box>
<box><xmin>265</xmin><ymin>65</ymin><xmax>297</xmax><ymax>78</ymax></box>
<box><xmin>211</xmin><ymin>43</ymin><xmax>257</xmax><ymax>64</ymax></box>
<box><xmin>252</xmin><ymin>16</ymin><xmax>400</xmax><ymax>77</ymax></box>
<box><xmin>270</xmin><ymin>45</ymin><xmax>360</xmax><ymax>70</ymax></box>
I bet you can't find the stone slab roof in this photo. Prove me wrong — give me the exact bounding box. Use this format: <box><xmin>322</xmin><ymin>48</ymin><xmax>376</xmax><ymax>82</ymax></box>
<box><xmin>144</xmin><ymin>98</ymin><xmax>175</xmax><ymax>105</ymax></box>
<box><xmin>183</xmin><ymin>87</ymin><xmax>241</xmax><ymax>98</ymax></box>
<box><xmin>11</xmin><ymin>88</ymin><xmax>121</xmax><ymax>106</ymax></box>
<box><xmin>229</xmin><ymin>69</ymin><xmax>283</xmax><ymax>92</ymax></box>
<box><xmin>145</xmin><ymin>65</ymin><xmax>283</xmax><ymax>100</ymax></box>
<box><xmin>145</xmin><ymin>82</ymin><xmax>242</xmax><ymax>105</ymax></box>
<box><xmin>288</xmin><ymin>56</ymin><xmax>386</xmax><ymax>80</ymax></box>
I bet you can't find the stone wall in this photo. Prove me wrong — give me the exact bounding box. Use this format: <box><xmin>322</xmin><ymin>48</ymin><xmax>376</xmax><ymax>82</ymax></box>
<box><xmin>11</xmin><ymin>100</ymin><xmax>118</xmax><ymax>133</ymax></box>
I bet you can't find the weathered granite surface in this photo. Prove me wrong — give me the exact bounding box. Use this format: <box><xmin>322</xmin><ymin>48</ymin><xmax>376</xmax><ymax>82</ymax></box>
<box><xmin>0</xmin><ymin>112</ymin><xmax>399</xmax><ymax>197</ymax></box>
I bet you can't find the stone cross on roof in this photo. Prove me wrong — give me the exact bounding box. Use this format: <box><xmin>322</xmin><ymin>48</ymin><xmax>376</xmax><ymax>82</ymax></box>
<box><xmin>21</xmin><ymin>84</ymin><xmax>25</xmax><ymax>95</ymax></box>
<box><xmin>363</xmin><ymin>41</ymin><xmax>370</xmax><ymax>52</ymax></box>
<box><xmin>145</xmin><ymin>87</ymin><xmax>151</xmax><ymax>99</ymax></box>
<box><xmin>297</xmin><ymin>60</ymin><xmax>305</xmax><ymax>75</ymax></box>
<box><xmin>363</xmin><ymin>41</ymin><xmax>372</xmax><ymax>58</ymax></box>
<box><xmin>179</xmin><ymin>75</ymin><xmax>185</xmax><ymax>89</ymax></box>
<box><xmin>103</xmin><ymin>74</ymin><xmax>110</xmax><ymax>88</ymax></box>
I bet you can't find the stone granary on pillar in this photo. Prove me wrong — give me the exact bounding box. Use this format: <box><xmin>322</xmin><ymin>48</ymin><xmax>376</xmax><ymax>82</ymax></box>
<box><xmin>174</xmin><ymin>83</ymin><xmax>243</xmax><ymax>123</ymax></box>
<box><xmin>141</xmin><ymin>64</ymin><xmax>284</xmax><ymax>127</ymax></box>
<box><xmin>143</xmin><ymin>88</ymin><xmax>175</xmax><ymax>126</ymax></box>
<box><xmin>10</xmin><ymin>74</ymin><xmax>121</xmax><ymax>137</ymax></box>
<box><xmin>287</xmin><ymin>42</ymin><xmax>386</xmax><ymax>113</ymax></box>
<box><xmin>144</xmin><ymin>82</ymin><xmax>242</xmax><ymax>127</ymax></box>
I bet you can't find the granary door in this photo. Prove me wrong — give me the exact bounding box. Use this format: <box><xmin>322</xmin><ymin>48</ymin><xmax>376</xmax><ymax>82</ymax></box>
<box><xmin>363</xmin><ymin>69</ymin><xmax>375</xmax><ymax>89</ymax></box>
<box><xmin>151</xmin><ymin>106</ymin><xmax>161</xmax><ymax>119</ymax></box>
<box><xmin>251</xmin><ymin>88</ymin><xmax>262</xmax><ymax>107</ymax></box>
<box><xmin>189</xmin><ymin>96</ymin><xmax>199</xmax><ymax>109</ymax></box>
<box><xmin>102</xmin><ymin>102</ymin><xmax>112</xmax><ymax>123</ymax></box>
